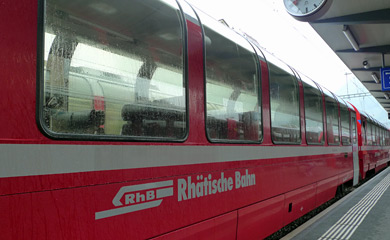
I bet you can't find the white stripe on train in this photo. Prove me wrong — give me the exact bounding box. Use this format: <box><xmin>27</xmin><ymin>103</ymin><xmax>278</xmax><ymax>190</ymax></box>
<box><xmin>0</xmin><ymin>144</ymin><xmax>353</xmax><ymax>178</ymax></box>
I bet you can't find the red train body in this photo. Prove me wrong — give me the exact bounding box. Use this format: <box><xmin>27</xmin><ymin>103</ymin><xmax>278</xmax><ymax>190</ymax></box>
<box><xmin>0</xmin><ymin>0</ymin><xmax>389</xmax><ymax>239</ymax></box>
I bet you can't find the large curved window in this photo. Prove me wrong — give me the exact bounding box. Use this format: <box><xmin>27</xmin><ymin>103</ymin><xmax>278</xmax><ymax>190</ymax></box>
<box><xmin>367</xmin><ymin>121</ymin><xmax>373</xmax><ymax>145</ymax></box>
<box><xmin>351</xmin><ymin>113</ymin><xmax>357</xmax><ymax>144</ymax></box>
<box><xmin>323</xmin><ymin>88</ymin><xmax>340</xmax><ymax>145</ymax></box>
<box><xmin>199</xmin><ymin>11</ymin><xmax>261</xmax><ymax>142</ymax></box>
<box><xmin>266</xmin><ymin>55</ymin><xmax>300</xmax><ymax>144</ymax></box>
<box><xmin>361</xmin><ymin>119</ymin><xmax>366</xmax><ymax>145</ymax></box>
<box><xmin>340</xmin><ymin>104</ymin><xmax>351</xmax><ymax>145</ymax></box>
<box><xmin>303</xmin><ymin>80</ymin><xmax>324</xmax><ymax>145</ymax></box>
<box><xmin>40</xmin><ymin>0</ymin><xmax>186</xmax><ymax>140</ymax></box>
<box><xmin>374</xmin><ymin>125</ymin><xmax>379</xmax><ymax>145</ymax></box>
<box><xmin>372</xmin><ymin>124</ymin><xmax>377</xmax><ymax>145</ymax></box>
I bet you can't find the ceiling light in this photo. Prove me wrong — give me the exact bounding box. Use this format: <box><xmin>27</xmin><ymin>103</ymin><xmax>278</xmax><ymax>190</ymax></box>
<box><xmin>371</xmin><ymin>72</ymin><xmax>380</xmax><ymax>84</ymax></box>
<box><xmin>342</xmin><ymin>25</ymin><xmax>359</xmax><ymax>51</ymax></box>
<box><xmin>363</xmin><ymin>60</ymin><xmax>370</xmax><ymax>69</ymax></box>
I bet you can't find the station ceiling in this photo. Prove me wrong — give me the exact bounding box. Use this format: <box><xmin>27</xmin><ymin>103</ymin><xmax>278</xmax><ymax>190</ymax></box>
<box><xmin>307</xmin><ymin>0</ymin><xmax>390</xmax><ymax>113</ymax></box>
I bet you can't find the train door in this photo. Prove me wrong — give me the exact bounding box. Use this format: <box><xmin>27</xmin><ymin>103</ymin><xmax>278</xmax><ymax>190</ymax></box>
<box><xmin>351</xmin><ymin>112</ymin><xmax>359</xmax><ymax>185</ymax></box>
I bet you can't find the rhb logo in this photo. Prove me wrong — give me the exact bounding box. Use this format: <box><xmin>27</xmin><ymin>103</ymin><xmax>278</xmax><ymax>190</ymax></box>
<box><xmin>95</xmin><ymin>180</ymin><xmax>173</xmax><ymax>220</ymax></box>
<box><xmin>95</xmin><ymin>169</ymin><xmax>256</xmax><ymax>220</ymax></box>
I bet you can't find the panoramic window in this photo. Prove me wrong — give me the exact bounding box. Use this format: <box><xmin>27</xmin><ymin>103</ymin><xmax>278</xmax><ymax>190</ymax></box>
<box><xmin>380</xmin><ymin>128</ymin><xmax>384</xmax><ymax>145</ymax></box>
<box><xmin>41</xmin><ymin>0</ymin><xmax>186</xmax><ymax>140</ymax></box>
<box><xmin>340</xmin><ymin>104</ymin><xmax>351</xmax><ymax>145</ymax></box>
<box><xmin>374</xmin><ymin>125</ymin><xmax>379</xmax><ymax>146</ymax></box>
<box><xmin>200</xmin><ymin>12</ymin><xmax>262</xmax><ymax>142</ymax></box>
<box><xmin>267</xmin><ymin>56</ymin><xmax>300</xmax><ymax>144</ymax></box>
<box><xmin>366</xmin><ymin>122</ymin><xmax>373</xmax><ymax>145</ymax></box>
<box><xmin>361</xmin><ymin>120</ymin><xmax>366</xmax><ymax>145</ymax></box>
<box><xmin>324</xmin><ymin>93</ymin><xmax>340</xmax><ymax>145</ymax></box>
<box><xmin>303</xmin><ymin>80</ymin><xmax>324</xmax><ymax>145</ymax></box>
<box><xmin>373</xmin><ymin>124</ymin><xmax>377</xmax><ymax>145</ymax></box>
<box><xmin>351</xmin><ymin>114</ymin><xmax>357</xmax><ymax>144</ymax></box>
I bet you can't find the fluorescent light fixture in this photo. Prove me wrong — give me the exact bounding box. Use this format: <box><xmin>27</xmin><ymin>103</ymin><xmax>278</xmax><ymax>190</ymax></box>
<box><xmin>342</xmin><ymin>25</ymin><xmax>359</xmax><ymax>51</ymax></box>
<box><xmin>372</xmin><ymin>72</ymin><xmax>380</xmax><ymax>83</ymax></box>
<box><xmin>384</xmin><ymin>93</ymin><xmax>389</xmax><ymax>100</ymax></box>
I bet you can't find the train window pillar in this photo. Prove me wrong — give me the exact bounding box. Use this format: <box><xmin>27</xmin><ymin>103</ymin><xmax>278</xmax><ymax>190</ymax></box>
<box><xmin>39</xmin><ymin>0</ymin><xmax>187</xmax><ymax>140</ymax></box>
<box><xmin>198</xmin><ymin>11</ymin><xmax>262</xmax><ymax>143</ymax></box>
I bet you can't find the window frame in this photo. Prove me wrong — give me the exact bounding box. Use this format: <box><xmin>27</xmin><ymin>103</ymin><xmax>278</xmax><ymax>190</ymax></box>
<box><xmin>36</xmin><ymin>0</ymin><xmax>189</xmax><ymax>142</ymax></box>
<box><xmin>265</xmin><ymin>53</ymin><xmax>301</xmax><ymax>145</ymax></box>
<box><xmin>199</xmin><ymin>10</ymin><xmax>263</xmax><ymax>144</ymax></box>
<box><xmin>301</xmin><ymin>78</ymin><xmax>325</xmax><ymax>145</ymax></box>
<box><xmin>323</xmin><ymin>90</ymin><xmax>341</xmax><ymax>146</ymax></box>
<box><xmin>340</xmin><ymin>103</ymin><xmax>351</xmax><ymax>146</ymax></box>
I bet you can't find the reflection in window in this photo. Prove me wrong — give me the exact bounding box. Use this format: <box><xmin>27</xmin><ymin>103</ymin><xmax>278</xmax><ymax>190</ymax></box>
<box><xmin>325</xmin><ymin>96</ymin><xmax>340</xmax><ymax>145</ymax></box>
<box><xmin>352</xmin><ymin>114</ymin><xmax>357</xmax><ymax>144</ymax></box>
<box><xmin>361</xmin><ymin>120</ymin><xmax>366</xmax><ymax>145</ymax></box>
<box><xmin>201</xmin><ymin>14</ymin><xmax>261</xmax><ymax>142</ymax></box>
<box><xmin>303</xmin><ymin>81</ymin><xmax>324</xmax><ymax>144</ymax></box>
<box><xmin>367</xmin><ymin>122</ymin><xmax>373</xmax><ymax>145</ymax></box>
<box><xmin>268</xmin><ymin>61</ymin><xmax>300</xmax><ymax>144</ymax></box>
<box><xmin>42</xmin><ymin>0</ymin><xmax>186</xmax><ymax>140</ymax></box>
<box><xmin>340</xmin><ymin>105</ymin><xmax>351</xmax><ymax>145</ymax></box>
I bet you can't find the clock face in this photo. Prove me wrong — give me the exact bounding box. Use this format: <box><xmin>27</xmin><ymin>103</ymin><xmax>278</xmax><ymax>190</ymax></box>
<box><xmin>284</xmin><ymin>0</ymin><xmax>327</xmax><ymax>17</ymax></box>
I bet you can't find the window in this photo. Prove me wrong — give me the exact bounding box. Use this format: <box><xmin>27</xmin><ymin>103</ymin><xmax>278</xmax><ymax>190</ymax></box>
<box><xmin>324</xmin><ymin>94</ymin><xmax>340</xmax><ymax>145</ymax></box>
<box><xmin>351</xmin><ymin>114</ymin><xmax>357</xmax><ymax>144</ymax></box>
<box><xmin>361</xmin><ymin>120</ymin><xmax>367</xmax><ymax>145</ymax></box>
<box><xmin>381</xmin><ymin>128</ymin><xmax>384</xmax><ymax>145</ymax></box>
<box><xmin>303</xmin><ymin>80</ymin><xmax>324</xmax><ymax>144</ymax></box>
<box><xmin>372</xmin><ymin>124</ymin><xmax>377</xmax><ymax>145</ymax></box>
<box><xmin>40</xmin><ymin>0</ymin><xmax>186</xmax><ymax>140</ymax></box>
<box><xmin>367</xmin><ymin>122</ymin><xmax>373</xmax><ymax>145</ymax></box>
<box><xmin>374</xmin><ymin>125</ymin><xmax>379</xmax><ymax>146</ymax></box>
<box><xmin>267</xmin><ymin>55</ymin><xmax>300</xmax><ymax>144</ymax></box>
<box><xmin>200</xmin><ymin>12</ymin><xmax>261</xmax><ymax>142</ymax></box>
<box><xmin>340</xmin><ymin>104</ymin><xmax>351</xmax><ymax>145</ymax></box>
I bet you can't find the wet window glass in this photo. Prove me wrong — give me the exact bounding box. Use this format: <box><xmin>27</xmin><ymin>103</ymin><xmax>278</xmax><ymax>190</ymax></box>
<box><xmin>367</xmin><ymin>122</ymin><xmax>373</xmax><ymax>145</ymax></box>
<box><xmin>199</xmin><ymin>11</ymin><xmax>262</xmax><ymax>142</ymax></box>
<box><xmin>41</xmin><ymin>0</ymin><xmax>186</xmax><ymax>140</ymax></box>
<box><xmin>380</xmin><ymin>128</ymin><xmax>384</xmax><ymax>146</ymax></box>
<box><xmin>361</xmin><ymin>120</ymin><xmax>366</xmax><ymax>145</ymax></box>
<box><xmin>340</xmin><ymin>105</ymin><xmax>351</xmax><ymax>145</ymax></box>
<box><xmin>325</xmin><ymin>95</ymin><xmax>340</xmax><ymax>145</ymax></box>
<box><xmin>374</xmin><ymin>125</ymin><xmax>379</xmax><ymax>146</ymax></box>
<box><xmin>303</xmin><ymin>81</ymin><xmax>324</xmax><ymax>145</ymax></box>
<box><xmin>352</xmin><ymin>114</ymin><xmax>357</xmax><ymax>144</ymax></box>
<box><xmin>372</xmin><ymin>124</ymin><xmax>377</xmax><ymax>145</ymax></box>
<box><xmin>267</xmin><ymin>57</ymin><xmax>300</xmax><ymax>144</ymax></box>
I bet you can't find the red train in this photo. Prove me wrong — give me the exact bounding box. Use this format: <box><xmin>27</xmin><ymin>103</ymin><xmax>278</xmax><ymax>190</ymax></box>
<box><xmin>1</xmin><ymin>0</ymin><xmax>389</xmax><ymax>239</ymax></box>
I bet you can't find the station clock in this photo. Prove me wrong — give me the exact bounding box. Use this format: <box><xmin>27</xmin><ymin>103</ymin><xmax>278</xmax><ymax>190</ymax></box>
<box><xmin>283</xmin><ymin>0</ymin><xmax>332</xmax><ymax>21</ymax></box>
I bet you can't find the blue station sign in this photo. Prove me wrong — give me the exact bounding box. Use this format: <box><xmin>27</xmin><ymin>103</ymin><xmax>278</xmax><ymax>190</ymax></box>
<box><xmin>381</xmin><ymin>67</ymin><xmax>390</xmax><ymax>91</ymax></box>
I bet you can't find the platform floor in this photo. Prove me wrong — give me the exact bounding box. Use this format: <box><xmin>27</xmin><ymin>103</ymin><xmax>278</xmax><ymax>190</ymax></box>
<box><xmin>283</xmin><ymin>167</ymin><xmax>390</xmax><ymax>240</ymax></box>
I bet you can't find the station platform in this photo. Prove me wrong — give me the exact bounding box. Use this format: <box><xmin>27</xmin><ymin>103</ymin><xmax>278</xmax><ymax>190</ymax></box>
<box><xmin>283</xmin><ymin>167</ymin><xmax>390</xmax><ymax>240</ymax></box>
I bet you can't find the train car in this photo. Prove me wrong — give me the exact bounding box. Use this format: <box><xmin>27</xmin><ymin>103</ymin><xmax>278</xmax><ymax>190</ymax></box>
<box><xmin>357</xmin><ymin>111</ymin><xmax>390</xmax><ymax>179</ymax></box>
<box><xmin>0</xmin><ymin>0</ymin><xmax>389</xmax><ymax>239</ymax></box>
